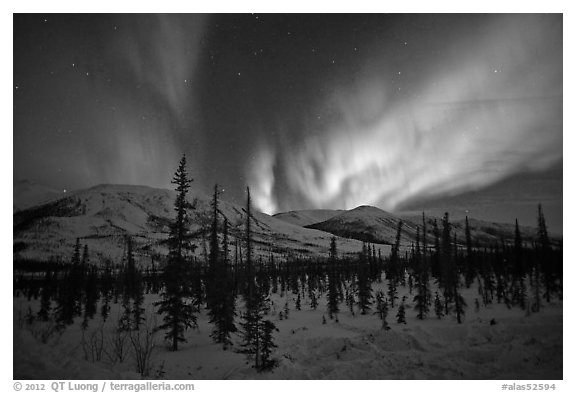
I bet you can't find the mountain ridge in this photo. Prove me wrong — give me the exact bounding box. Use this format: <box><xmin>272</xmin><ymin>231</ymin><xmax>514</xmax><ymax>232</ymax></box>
<box><xmin>14</xmin><ymin>183</ymin><xmax>559</xmax><ymax>265</ymax></box>
<box><xmin>13</xmin><ymin>184</ymin><xmax>385</xmax><ymax>264</ymax></box>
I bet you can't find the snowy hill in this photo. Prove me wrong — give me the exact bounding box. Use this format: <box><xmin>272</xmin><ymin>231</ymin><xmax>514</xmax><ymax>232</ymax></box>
<box><xmin>304</xmin><ymin>205</ymin><xmax>559</xmax><ymax>248</ymax></box>
<box><xmin>305</xmin><ymin>205</ymin><xmax>420</xmax><ymax>245</ymax></box>
<box><xmin>13</xmin><ymin>184</ymin><xmax>382</xmax><ymax>264</ymax></box>
<box><xmin>273</xmin><ymin>209</ymin><xmax>344</xmax><ymax>227</ymax></box>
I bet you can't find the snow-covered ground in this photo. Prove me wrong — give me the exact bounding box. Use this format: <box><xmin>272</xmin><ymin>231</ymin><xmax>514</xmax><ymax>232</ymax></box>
<box><xmin>13</xmin><ymin>281</ymin><xmax>562</xmax><ymax>380</ymax></box>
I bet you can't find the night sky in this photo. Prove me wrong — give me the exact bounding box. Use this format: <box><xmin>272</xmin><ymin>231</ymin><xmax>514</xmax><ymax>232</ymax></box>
<box><xmin>13</xmin><ymin>14</ymin><xmax>563</xmax><ymax>232</ymax></box>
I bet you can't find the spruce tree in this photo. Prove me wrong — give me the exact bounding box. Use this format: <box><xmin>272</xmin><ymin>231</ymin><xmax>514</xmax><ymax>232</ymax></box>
<box><xmin>387</xmin><ymin>220</ymin><xmax>403</xmax><ymax>308</ymax></box>
<box><xmin>209</xmin><ymin>184</ymin><xmax>220</xmax><ymax>267</ymax></box>
<box><xmin>259</xmin><ymin>320</ymin><xmax>278</xmax><ymax>370</ymax></box>
<box><xmin>422</xmin><ymin>212</ymin><xmax>428</xmax><ymax>258</ymax></box>
<box><xmin>413</xmin><ymin>226</ymin><xmax>431</xmax><ymax>320</ymax></box>
<box><xmin>310</xmin><ymin>291</ymin><xmax>318</xmax><ymax>310</ymax></box>
<box><xmin>222</xmin><ymin>217</ymin><xmax>229</xmax><ymax>264</ymax></box>
<box><xmin>72</xmin><ymin>238</ymin><xmax>81</xmax><ymax>265</ymax></box>
<box><xmin>374</xmin><ymin>291</ymin><xmax>390</xmax><ymax>330</ymax></box>
<box><xmin>329</xmin><ymin>236</ymin><xmax>338</xmax><ymax>263</ymax></box>
<box><xmin>434</xmin><ymin>291</ymin><xmax>444</xmax><ymax>319</ymax></box>
<box><xmin>156</xmin><ymin>154</ymin><xmax>197</xmax><ymax>351</ymax></box>
<box><xmin>396</xmin><ymin>301</ymin><xmax>406</xmax><ymax>324</ymax></box>
<box><xmin>207</xmin><ymin>184</ymin><xmax>237</xmax><ymax>348</ymax></box>
<box><xmin>295</xmin><ymin>293</ymin><xmax>301</xmax><ymax>311</ymax></box>
<box><xmin>327</xmin><ymin>237</ymin><xmax>340</xmax><ymax>319</ymax></box>
<box><xmin>537</xmin><ymin>204</ymin><xmax>553</xmax><ymax>303</ymax></box>
<box><xmin>464</xmin><ymin>216</ymin><xmax>475</xmax><ymax>288</ymax></box>
<box><xmin>240</xmin><ymin>187</ymin><xmax>277</xmax><ymax>371</ymax></box>
<box><xmin>82</xmin><ymin>244</ymin><xmax>89</xmax><ymax>266</ymax></box>
<box><xmin>357</xmin><ymin>251</ymin><xmax>373</xmax><ymax>314</ymax></box>
<box><xmin>440</xmin><ymin>213</ymin><xmax>454</xmax><ymax>315</ymax></box>
<box><xmin>514</xmin><ymin>219</ymin><xmax>527</xmax><ymax>310</ymax></box>
<box><xmin>432</xmin><ymin>219</ymin><xmax>441</xmax><ymax>277</ymax></box>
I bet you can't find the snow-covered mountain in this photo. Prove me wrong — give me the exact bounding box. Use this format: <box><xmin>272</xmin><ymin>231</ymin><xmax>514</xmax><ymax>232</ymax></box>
<box><xmin>13</xmin><ymin>184</ymin><xmax>384</xmax><ymax>264</ymax></box>
<box><xmin>273</xmin><ymin>209</ymin><xmax>344</xmax><ymax>227</ymax></box>
<box><xmin>295</xmin><ymin>206</ymin><xmax>559</xmax><ymax>248</ymax></box>
<box><xmin>305</xmin><ymin>205</ymin><xmax>419</xmax><ymax>245</ymax></box>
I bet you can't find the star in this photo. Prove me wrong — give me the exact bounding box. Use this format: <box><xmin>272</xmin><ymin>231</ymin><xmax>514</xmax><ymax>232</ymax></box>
<box><xmin>15</xmin><ymin>85</ymin><xmax>19</xmax><ymax>90</ymax></box>
<box><xmin>72</xmin><ymin>63</ymin><xmax>75</xmax><ymax>67</ymax></box>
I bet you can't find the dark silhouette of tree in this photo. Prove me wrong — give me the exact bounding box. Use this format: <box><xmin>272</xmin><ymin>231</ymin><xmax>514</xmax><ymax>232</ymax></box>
<box><xmin>156</xmin><ymin>154</ymin><xmax>197</xmax><ymax>351</ymax></box>
<box><xmin>327</xmin><ymin>237</ymin><xmax>340</xmax><ymax>319</ymax></box>
<box><xmin>357</xmin><ymin>247</ymin><xmax>373</xmax><ymax>314</ymax></box>
<box><xmin>295</xmin><ymin>293</ymin><xmax>301</xmax><ymax>311</ymax></box>
<box><xmin>37</xmin><ymin>271</ymin><xmax>53</xmax><ymax>321</ymax></box>
<box><xmin>440</xmin><ymin>213</ymin><xmax>453</xmax><ymax>315</ymax></box>
<box><xmin>240</xmin><ymin>187</ymin><xmax>277</xmax><ymax>371</ymax></box>
<box><xmin>310</xmin><ymin>290</ymin><xmax>318</xmax><ymax>310</ymax></box>
<box><xmin>431</xmin><ymin>219</ymin><xmax>441</xmax><ymax>277</ymax></box>
<box><xmin>396</xmin><ymin>301</ymin><xmax>406</xmax><ymax>324</ymax></box>
<box><xmin>434</xmin><ymin>291</ymin><xmax>444</xmax><ymax>319</ymax></box>
<box><xmin>387</xmin><ymin>220</ymin><xmax>403</xmax><ymax>308</ymax></box>
<box><xmin>207</xmin><ymin>184</ymin><xmax>237</xmax><ymax>348</ymax></box>
<box><xmin>72</xmin><ymin>238</ymin><xmax>81</xmax><ymax>265</ymax></box>
<box><xmin>222</xmin><ymin>217</ymin><xmax>229</xmax><ymax>264</ymax></box>
<box><xmin>513</xmin><ymin>219</ymin><xmax>527</xmax><ymax>310</ymax></box>
<box><xmin>209</xmin><ymin>184</ymin><xmax>220</xmax><ymax>268</ymax></box>
<box><xmin>259</xmin><ymin>320</ymin><xmax>278</xmax><ymax>370</ymax></box>
<box><xmin>245</xmin><ymin>187</ymin><xmax>253</xmax><ymax>267</ymax></box>
<box><xmin>119</xmin><ymin>236</ymin><xmax>144</xmax><ymax>331</ymax></box>
<box><xmin>537</xmin><ymin>203</ymin><xmax>553</xmax><ymax>303</ymax></box>
<box><xmin>329</xmin><ymin>236</ymin><xmax>338</xmax><ymax>263</ymax></box>
<box><xmin>326</xmin><ymin>268</ymin><xmax>340</xmax><ymax>320</ymax></box>
<box><xmin>454</xmin><ymin>287</ymin><xmax>467</xmax><ymax>324</ymax></box>
<box><xmin>82</xmin><ymin>244</ymin><xmax>89</xmax><ymax>266</ymax></box>
<box><xmin>413</xmin><ymin>226</ymin><xmax>431</xmax><ymax>320</ymax></box>
<box><xmin>374</xmin><ymin>291</ymin><xmax>390</xmax><ymax>330</ymax></box>
<box><xmin>464</xmin><ymin>216</ymin><xmax>475</xmax><ymax>288</ymax></box>
<box><xmin>421</xmin><ymin>212</ymin><xmax>428</xmax><ymax>259</ymax></box>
